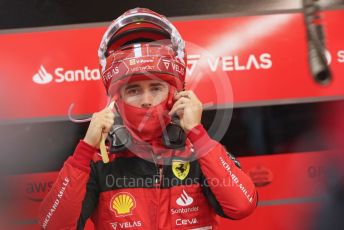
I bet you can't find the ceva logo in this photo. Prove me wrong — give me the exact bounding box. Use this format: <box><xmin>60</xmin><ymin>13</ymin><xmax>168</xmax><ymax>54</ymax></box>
<box><xmin>32</xmin><ymin>65</ymin><xmax>53</xmax><ymax>84</ymax></box>
<box><xmin>32</xmin><ymin>65</ymin><xmax>101</xmax><ymax>85</ymax></box>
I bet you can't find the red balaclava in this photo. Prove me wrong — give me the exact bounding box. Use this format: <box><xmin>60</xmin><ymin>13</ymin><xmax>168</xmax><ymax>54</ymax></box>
<box><xmin>116</xmin><ymin>84</ymin><xmax>175</xmax><ymax>142</ymax></box>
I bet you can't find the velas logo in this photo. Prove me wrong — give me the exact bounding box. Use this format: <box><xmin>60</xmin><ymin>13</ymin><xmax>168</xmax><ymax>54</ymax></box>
<box><xmin>163</xmin><ymin>59</ymin><xmax>170</xmax><ymax>69</ymax></box>
<box><xmin>176</xmin><ymin>190</ymin><xmax>193</xmax><ymax>207</ymax></box>
<box><xmin>110</xmin><ymin>192</ymin><xmax>136</xmax><ymax>217</ymax></box>
<box><xmin>111</xmin><ymin>222</ymin><xmax>118</xmax><ymax>230</ymax></box>
<box><xmin>110</xmin><ymin>221</ymin><xmax>142</xmax><ymax>230</ymax></box>
<box><xmin>186</xmin><ymin>53</ymin><xmax>273</xmax><ymax>76</ymax></box>
<box><xmin>172</xmin><ymin>160</ymin><xmax>190</xmax><ymax>180</ymax></box>
<box><xmin>32</xmin><ymin>65</ymin><xmax>101</xmax><ymax>85</ymax></box>
<box><xmin>160</xmin><ymin>59</ymin><xmax>185</xmax><ymax>76</ymax></box>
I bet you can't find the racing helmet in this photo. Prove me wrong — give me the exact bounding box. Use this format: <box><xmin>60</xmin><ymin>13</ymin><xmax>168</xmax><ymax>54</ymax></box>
<box><xmin>98</xmin><ymin>8</ymin><xmax>187</xmax><ymax>98</ymax></box>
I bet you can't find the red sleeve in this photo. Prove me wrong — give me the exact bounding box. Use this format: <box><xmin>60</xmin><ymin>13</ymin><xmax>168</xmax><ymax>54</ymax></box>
<box><xmin>187</xmin><ymin>124</ymin><xmax>258</xmax><ymax>220</ymax></box>
<box><xmin>38</xmin><ymin>140</ymin><xmax>98</xmax><ymax>229</ymax></box>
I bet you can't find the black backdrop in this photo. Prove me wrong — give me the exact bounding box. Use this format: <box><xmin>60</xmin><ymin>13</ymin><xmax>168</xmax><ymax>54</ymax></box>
<box><xmin>0</xmin><ymin>0</ymin><xmax>321</xmax><ymax>30</ymax></box>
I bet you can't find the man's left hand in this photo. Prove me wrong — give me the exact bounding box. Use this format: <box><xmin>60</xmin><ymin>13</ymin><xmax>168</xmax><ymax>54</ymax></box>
<box><xmin>168</xmin><ymin>90</ymin><xmax>203</xmax><ymax>133</ymax></box>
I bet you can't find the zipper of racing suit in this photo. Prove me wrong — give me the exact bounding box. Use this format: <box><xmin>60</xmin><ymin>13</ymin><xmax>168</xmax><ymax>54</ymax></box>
<box><xmin>151</xmin><ymin>151</ymin><xmax>163</xmax><ymax>230</ymax></box>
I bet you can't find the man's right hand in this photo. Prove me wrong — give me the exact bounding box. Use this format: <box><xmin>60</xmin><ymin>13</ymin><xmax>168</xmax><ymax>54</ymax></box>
<box><xmin>83</xmin><ymin>106</ymin><xmax>115</xmax><ymax>148</ymax></box>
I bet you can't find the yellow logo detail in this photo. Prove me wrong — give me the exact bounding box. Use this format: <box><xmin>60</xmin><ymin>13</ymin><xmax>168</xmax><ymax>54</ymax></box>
<box><xmin>110</xmin><ymin>192</ymin><xmax>136</xmax><ymax>217</ymax></box>
<box><xmin>129</xmin><ymin>59</ymin><xmax>136</xmax><ymax>65</ymax></box>
<box><xmin>172</xmin><ymin>160</ymin><xmax>190</xmax><ymax>180</ymax></box>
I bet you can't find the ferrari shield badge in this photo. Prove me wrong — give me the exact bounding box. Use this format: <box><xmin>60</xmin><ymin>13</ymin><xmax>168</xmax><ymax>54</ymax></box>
<box><xmin>172</xmin><ymin>160</ymin><xmax>190</xmax><ymax>180</ymax></box>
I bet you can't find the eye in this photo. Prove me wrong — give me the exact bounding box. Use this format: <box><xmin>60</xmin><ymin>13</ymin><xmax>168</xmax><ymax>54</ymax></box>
<box><xmin>151</xmin><ymin>86</ymin><xmax>163</xmax><ymax>92</ymax></box>
<box><xmin>126</xmin><ymin>88</ymin><xmax>140</xmax><ymax>96</ymax></box>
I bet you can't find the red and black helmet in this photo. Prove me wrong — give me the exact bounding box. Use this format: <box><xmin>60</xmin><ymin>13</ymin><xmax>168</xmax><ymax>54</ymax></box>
<box><xmin>98</xmin><ymin>8</ymin><xmax>186</xmax><ymax>98</ymax></box>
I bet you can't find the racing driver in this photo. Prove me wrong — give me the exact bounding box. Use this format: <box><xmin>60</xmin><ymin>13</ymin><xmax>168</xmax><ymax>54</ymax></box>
<box><xmin>38</xmin><ymin>8</ymin><xmax>258</xmax><ymax>230</ymax></box>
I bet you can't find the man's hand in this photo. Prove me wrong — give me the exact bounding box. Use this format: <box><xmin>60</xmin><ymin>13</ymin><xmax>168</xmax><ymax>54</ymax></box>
<box><xmin>83</xmin><ymin>105</ymin><xmax>115</xmax><ymax>148</ymax></box>
<box><xmin>168</xmin><ymin>90</ymin><xmax>203</xmax><ymax>133</ymax></box>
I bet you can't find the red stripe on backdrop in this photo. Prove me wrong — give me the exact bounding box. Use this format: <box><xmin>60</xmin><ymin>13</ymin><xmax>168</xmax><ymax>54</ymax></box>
<box><xmin>0</xmin><ymin>10</ymin><xmax>344</xmax><ymax>120</ymax></box>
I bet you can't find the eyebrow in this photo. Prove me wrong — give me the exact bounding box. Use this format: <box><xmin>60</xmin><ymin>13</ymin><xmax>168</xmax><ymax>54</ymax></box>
<box><xmin>149</xmin><ymin>82</ymin><xmax>165</xmax><ymax>87</ymax></box>
<box><xmin>124</xmin><ymin>84</ymin><xmax>140</xmax><ymax>91</ymax></box>
<box><xmin>124</xmin><ymin>82</ymin><xmax>165</xmax><ymax>91</ymax></box>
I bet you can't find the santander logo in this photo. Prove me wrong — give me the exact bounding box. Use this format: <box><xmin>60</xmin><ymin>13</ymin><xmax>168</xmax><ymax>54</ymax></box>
<box><xmin>32</xmin><ymin>65</ymin><xmax>101</xmax><ymax>85</ymax></box>
<box><xmin>32</xmin><ymin>65</ymin><xmax>53</xmax><ymax>84</ymax></box>
<box><xmin>176</xmin><ymin>190</ymin><xmax>193</xmax><ymax>207</ymax></box>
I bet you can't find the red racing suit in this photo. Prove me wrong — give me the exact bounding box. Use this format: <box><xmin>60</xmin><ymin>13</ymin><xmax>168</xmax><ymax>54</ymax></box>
<box><xmin>38</xmin><ymin>124</ymin><xmax>258</xmax><ymax>229</ymax></box>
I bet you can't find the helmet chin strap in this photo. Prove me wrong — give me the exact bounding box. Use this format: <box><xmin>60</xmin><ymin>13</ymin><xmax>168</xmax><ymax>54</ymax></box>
<box><xmin>99</xmin><ymin>101</ymin><xmax>115</xmax><ymax>163</ymax></box>
<box><xmin>166</xmin><ymin>86</ymin><xmax>177</xmax><ymax>111</ymax></box>
<box><xmin>162</xmin><ymin>86</ymin><xmax>186</xmax><ymax>149</ymax></box>
<box><xmin>67</xmin><ymin>95</ymin><xmax>111</xmax><ymax>123</ymax></box>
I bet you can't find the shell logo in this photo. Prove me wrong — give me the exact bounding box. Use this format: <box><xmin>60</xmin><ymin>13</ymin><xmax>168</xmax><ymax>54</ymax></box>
<box><xmin>110</xmin><ymin>192</ymin><xmax>136</xmax><ymax>217</ymax></box>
